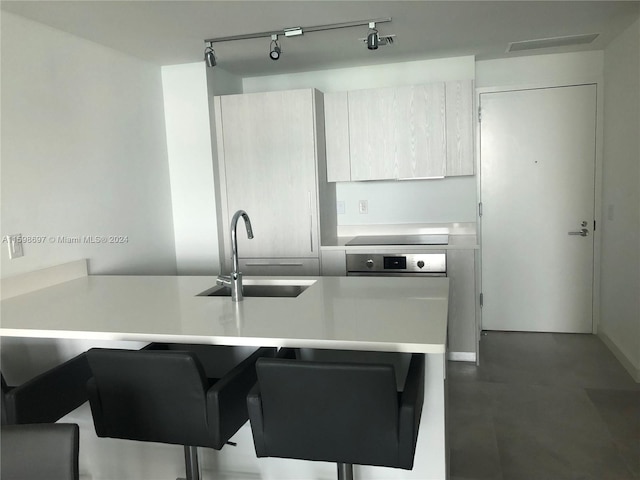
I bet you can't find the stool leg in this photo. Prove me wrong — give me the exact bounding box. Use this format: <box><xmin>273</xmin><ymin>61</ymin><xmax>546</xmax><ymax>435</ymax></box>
<box><xmin>183</xmin><ymin>446</ymin><xmax>200</xmax><ymax>480</ymax></box>
<box><xmin>337</xmin><ymin>463</ymin><xmax>353</xmax><ymax>480</ymax></box>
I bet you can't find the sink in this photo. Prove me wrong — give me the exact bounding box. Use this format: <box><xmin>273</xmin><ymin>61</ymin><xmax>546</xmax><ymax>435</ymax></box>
<box><xmin>198</xmin><ymin>284</ymin><xmax>309</xmax><ymax>298</ymax></box>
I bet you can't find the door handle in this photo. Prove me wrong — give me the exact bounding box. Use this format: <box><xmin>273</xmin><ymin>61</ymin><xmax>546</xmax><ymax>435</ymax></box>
<box><xmin>568</xmin><ymin>228</ymin><xmax>589</xmax><ymax>237</ymax></box>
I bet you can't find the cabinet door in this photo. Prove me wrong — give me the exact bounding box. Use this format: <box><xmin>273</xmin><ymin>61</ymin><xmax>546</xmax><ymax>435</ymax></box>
<box><xmin>219</xmin><ymin>90</ymin><xmax>319</xmax><ymax>259</ymax></box>
<box><xmin>324</xmin><ymin>92</ymin><xmax>351</xmax><ymax>182</ymax></box>
<box><xmin>397</xmin><ymin>83</ymin><xmax>447</xmax><ymax>179</ymax></box>
<box><xmin>238</xmin><ymin>258</ymin><xmax>320</xmax><ymax>276</ymax></box>
<box><xmin>320</xmin><ymin>249</ymin><xmax>346</xmax><ymax>276</ymax></box>
<box><xmin>348</xmin><ymin>84</ymin><xmax>446</xmax><ymax>180</ymax></box>
<box><xmin>348</xmin><ymin>86</ymin><xmax>397</xmax><ymax>181</ymax></box>
<box><xmin>447</xmin><ymin>249</ymin><xmax>477</xmax><ymax>358</ymax></box>
<box><xmin>445</xmin><ymin>80</ymin><xmax>475</xmax><ymax>176</ymax></box>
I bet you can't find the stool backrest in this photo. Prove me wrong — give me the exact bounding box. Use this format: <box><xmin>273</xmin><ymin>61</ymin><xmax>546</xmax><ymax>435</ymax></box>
<box><xmin>87</xmin><ymin>348</ymin><xmax>209</xmax><ymax>446</ymax></box>
<box><xmin>1</xmin><ymin>374</ymin><xmax>9</xmax><ymax>425</ymax></box>
<box><xmin>255</xmin><ymin>357</ymin><xmax>400</xmax><ymax>466</ymax></box>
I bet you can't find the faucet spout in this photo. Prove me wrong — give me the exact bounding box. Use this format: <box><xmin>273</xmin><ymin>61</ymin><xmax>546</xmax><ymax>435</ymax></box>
<box><xmin>228</xmin><ymin>210</ymin><xmax>253</xmax><ymax>302</ymax></box>
<box><xmin>231</xmin><ymin>210</ymin><xmax>253</xmax><ymax>275</ymax></box>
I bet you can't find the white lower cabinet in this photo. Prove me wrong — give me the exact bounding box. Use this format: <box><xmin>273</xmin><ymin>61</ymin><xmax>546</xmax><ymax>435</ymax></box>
<box><xmin>320</xmin><ymin>249</ymin><xmax>347</xmax><ymax>276</ymax></box>
<box><xmin>447</xmin><ymin>249</ymin><xmax>478</xmax><ymax>360</ymax></box>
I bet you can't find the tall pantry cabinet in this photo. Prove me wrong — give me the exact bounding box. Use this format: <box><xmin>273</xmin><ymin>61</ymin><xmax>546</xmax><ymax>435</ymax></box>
<box><xmin>213</xmin><ymin>89</ymin><xmax>336</xmax><ymax>275</ymax></box>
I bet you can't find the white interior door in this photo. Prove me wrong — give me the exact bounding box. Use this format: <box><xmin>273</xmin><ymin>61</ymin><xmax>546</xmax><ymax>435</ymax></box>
<box><xmin>480</xmin><ymin>85</ymin><xmax>597</xmax><ymax>333</ymax></box>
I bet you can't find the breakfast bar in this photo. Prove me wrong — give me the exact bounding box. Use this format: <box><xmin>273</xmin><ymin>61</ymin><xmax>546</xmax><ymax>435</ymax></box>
<box><xmin>1</xmin><ymin>273</ymin><xmax>449</xmax><ymax>479</ymax></box>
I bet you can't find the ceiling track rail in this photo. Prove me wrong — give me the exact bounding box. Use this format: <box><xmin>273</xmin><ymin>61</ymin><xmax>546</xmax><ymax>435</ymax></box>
<box><xmin>204</xmin><ymin>17</ymin><xmax>392</xmax><ymax>44</ymax></box>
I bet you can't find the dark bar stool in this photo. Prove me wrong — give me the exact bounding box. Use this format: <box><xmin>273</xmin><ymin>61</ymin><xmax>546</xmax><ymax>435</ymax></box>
<box><xmin>2</xmin><ymin>352</ymin><xmax>91</xmax><ymax>425</ymax></box>
<box><xmin>1</xmin><ymin>354</ymin><xmax>87</xmax><ymax>480</ymax></box>
<box><xmin>1</xmin><ymin>423</ymin><xmax>80</xmax><ymax>480</ymax></box>
<box><xmin>86</xmin><ymin>344</ymin><xmax>275</xmax><ymax>480</ymax></box>
<box><xmin>247</xmin><ymin>348</ymin><xmax>425</xmax><ymax>480</ymax></box>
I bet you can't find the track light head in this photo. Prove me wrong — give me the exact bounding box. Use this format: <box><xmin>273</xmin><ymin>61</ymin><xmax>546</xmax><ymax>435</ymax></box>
<box><xmin>367</xmin><ymin>30</ymin><xmax>379</xmax><ymax>50</ymax></box>
<box><xmin>367</xmin><ymin>22</ymin><xmax>378</xmax><ymax>50</ymax></box>
<box><xmin>204</xmin><ymin>45</ymin><xmax>216</xmax><ymax>67</ymax></box>
<box><xmin>270</xmin><ymin>35</ymin><xmax>281</xmax><ymax>61</ymax></box>
<box><xmin>270</xmin><ymin>45</ymin><xmax>281</xmax><ymax>60</ymax></box>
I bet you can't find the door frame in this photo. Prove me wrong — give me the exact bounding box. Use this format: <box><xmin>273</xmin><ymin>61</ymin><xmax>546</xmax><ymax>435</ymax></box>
<box><xmin>475</xmin><ymin>80</ymin><xmax>604</xmax><ymax>338</ymax></box>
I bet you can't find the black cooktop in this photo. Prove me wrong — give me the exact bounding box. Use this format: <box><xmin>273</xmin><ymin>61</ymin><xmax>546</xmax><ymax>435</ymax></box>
<box><xmin>345</xmin><ymin>234</ymin><xmax>449</xmax><ymax>246</ymax></box>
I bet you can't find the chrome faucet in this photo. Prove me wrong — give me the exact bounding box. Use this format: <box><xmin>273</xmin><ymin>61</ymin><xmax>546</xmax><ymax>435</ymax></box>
<box><xmin>217</xmin><ymin>210</ymin><xmax>254</xmax><ymax>301</ymax></box>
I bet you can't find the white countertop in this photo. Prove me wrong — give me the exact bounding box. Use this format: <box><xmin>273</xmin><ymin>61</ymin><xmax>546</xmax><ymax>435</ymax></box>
<box><xmin>0</xmin><ymin>276</ymin><xmax>449</xmax><ymax>354</ymax></box>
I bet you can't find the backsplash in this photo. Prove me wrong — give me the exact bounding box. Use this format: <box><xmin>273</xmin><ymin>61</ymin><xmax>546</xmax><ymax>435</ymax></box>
<box><xmin>335</xmin><ymin>176</ymin><xmax>477</xmax><ymax>225</ymax></box>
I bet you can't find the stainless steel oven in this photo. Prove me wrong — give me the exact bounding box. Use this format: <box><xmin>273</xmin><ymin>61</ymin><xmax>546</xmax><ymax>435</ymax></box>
<box><xmin>346</xmin><ymin>252</ymin><xmax>447</xmax><ymax>277</ymax></box>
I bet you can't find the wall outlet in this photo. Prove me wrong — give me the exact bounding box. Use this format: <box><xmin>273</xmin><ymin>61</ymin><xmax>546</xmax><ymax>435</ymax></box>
<box><xmin>358</xmin><ymin>200</ymin><xmax>368</xmax><ymax>214</ymax></box>
<box><xmin>7</xmin><ymin>234</ymin><xmax>24</xmax><ymax>259</ymax></box>
<box><xmin>336</xmin><ymin>200</ymin><xmax>345</xmax><ymax>215</ymax></box>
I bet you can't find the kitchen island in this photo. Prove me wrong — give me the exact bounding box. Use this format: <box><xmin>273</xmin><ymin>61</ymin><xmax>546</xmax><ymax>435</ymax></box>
<box><xmin>1</xmin><ymin>272</ymin><xmax>449</xmax><ymax>479</ymax></box>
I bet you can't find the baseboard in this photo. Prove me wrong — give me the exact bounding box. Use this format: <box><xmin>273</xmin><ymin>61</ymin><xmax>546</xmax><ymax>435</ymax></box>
<box><xmin>598</xmin><ymin>330</ymin><xmax>640</xmax><ymax>383</ymax></box>
<box><xmin>448</xmin><ymin>351</ymin><xmax>476</xmax><ymax>362</ymax></box>
<box><xmin>203</xmin><ymin>472</ymin><xmax>262</xmax><ymax>480</ymax></box>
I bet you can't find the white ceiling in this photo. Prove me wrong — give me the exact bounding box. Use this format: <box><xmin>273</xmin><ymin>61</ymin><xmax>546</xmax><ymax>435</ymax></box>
<box><xmin>2</xmin><ymin>1</ymin><xmax>638</xmax><ymax>77</ymax></box>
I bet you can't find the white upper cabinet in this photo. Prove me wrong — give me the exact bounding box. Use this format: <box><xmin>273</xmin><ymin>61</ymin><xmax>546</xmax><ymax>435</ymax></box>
<box><xmin>348</xmin><ymin>84</ymin><xmax>447</xmax><ymax>181</ymax></box>
<box><xmin>324</xmin><ymin>92</ymin><xmax>351</xmax><ymax>182</ymax></box>
<box><xmin>324</xmin><ymin>81</ymin><xmax>474</xmax><ymax>181</ymax></box>
<box><xmin>445</xmin><ymin>80</ymin><xmax>475</xmax><ymax>176</ymax></box>
<box><xmin>215</xmin><ymin>89</ymin><xmax>321</xmax><ymax>261</ymax></box>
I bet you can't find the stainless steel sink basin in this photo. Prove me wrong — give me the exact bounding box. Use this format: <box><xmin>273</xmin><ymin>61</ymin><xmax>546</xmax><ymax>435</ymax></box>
<box><xmin>198</xmin><ymin>284</ymin><xmax>309</xmax><ymax>298</ymax></box>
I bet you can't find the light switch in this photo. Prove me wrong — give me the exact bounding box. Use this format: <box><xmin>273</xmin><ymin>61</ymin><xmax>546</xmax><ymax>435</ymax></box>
<box><xmin>7</xmin><ymin>234</ymin><xmax>24</xmax><ymax>259</ymax></box>
<box><xmin>336</xmin><ymin>201</ymin><xmax>345</xmax><ymax>215</ymax></box>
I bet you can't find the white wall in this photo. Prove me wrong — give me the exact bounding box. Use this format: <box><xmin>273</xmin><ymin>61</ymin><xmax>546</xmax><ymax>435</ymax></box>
<box><xmin>600</xmin><ymin>18</ymin><xmax>640</xmax><ymax>380</ymax></box>
<box><xmin>244</xmin><ymin>57</ymin><xmax>477</xmax><ymax>226</ymax></box>
<box><xmin>0</xmin><ymin>12</ymin><xmax>177</xmax><ymax>277</ymax></box>
<box><xmin>162</xmin><ymin>63</ymin><xmax>242</xmax><ymax>274</ymax></box>
<box><xmin>337</xmin><ymin>177</ymin><xmax>477</xmax><ymax>224</ymax></box>
<box><xmin>0</xmin><ymin>13</ymin><xmax>180</xmax><ymax>478</ymax></box>
<box><xmin>476</xmin><ymin>50</ymin><xmax>604</xmax><ymax>88</ymax></box>
<box><xmin>243</xmin><ymin>56</ymin><xmax>475</xmax><ymax>93</ymax></box>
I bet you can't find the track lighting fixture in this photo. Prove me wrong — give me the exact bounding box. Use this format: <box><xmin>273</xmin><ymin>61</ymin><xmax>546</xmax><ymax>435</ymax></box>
<box><xmin>269</xmin><ymin>35</ymin><xmax>281</xmax><ymax>61</ymax></box>
<box><xmin>367</xmin><ymin>22</ymin><xmax>379</xmax><ymax>50</ymax></box>
<box><xmin>361</xmin><ymin>22</ymin><xmax>395</xmax><ymax>51</ymax></box>
<box><xmin>360</xmin><ymin>22</ymin><xmax>395</xmax><ymax>50</ymax></box>
<box><xmin>204</xmin><ymin>44</ymin><xmax>216</xmax><ymax>68</ymax></box>
<box><xmin>204</xmin><ymin>17</ymin><xmax>392</xmax><ymax>66</ymax></box>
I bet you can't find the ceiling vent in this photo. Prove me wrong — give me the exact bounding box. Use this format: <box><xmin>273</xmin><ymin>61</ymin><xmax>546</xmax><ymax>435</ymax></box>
<box><xmin>507</xmin><ymin>33</ymin><xmax>599</xmax><ymax>52</ymax></box>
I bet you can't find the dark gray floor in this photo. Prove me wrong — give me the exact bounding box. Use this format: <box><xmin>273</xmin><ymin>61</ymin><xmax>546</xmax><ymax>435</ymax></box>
<box><xmin>448</xmin><ymin>332</ymin><xmax>640</xmax><ymax>480</ymax></box>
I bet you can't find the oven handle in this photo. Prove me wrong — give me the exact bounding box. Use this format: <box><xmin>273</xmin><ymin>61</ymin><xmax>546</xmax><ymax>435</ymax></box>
<box><xmin>346</xmin><ymin>272</ymin><xmax>447</xmax><ymax>277</ymax></box>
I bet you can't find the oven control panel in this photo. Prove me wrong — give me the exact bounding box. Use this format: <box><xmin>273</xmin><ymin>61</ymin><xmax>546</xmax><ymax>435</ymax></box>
<box><xmin>346</xmin><ymin>252</ymin><xmax>446</xmax><ymax>275</ymax></box>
